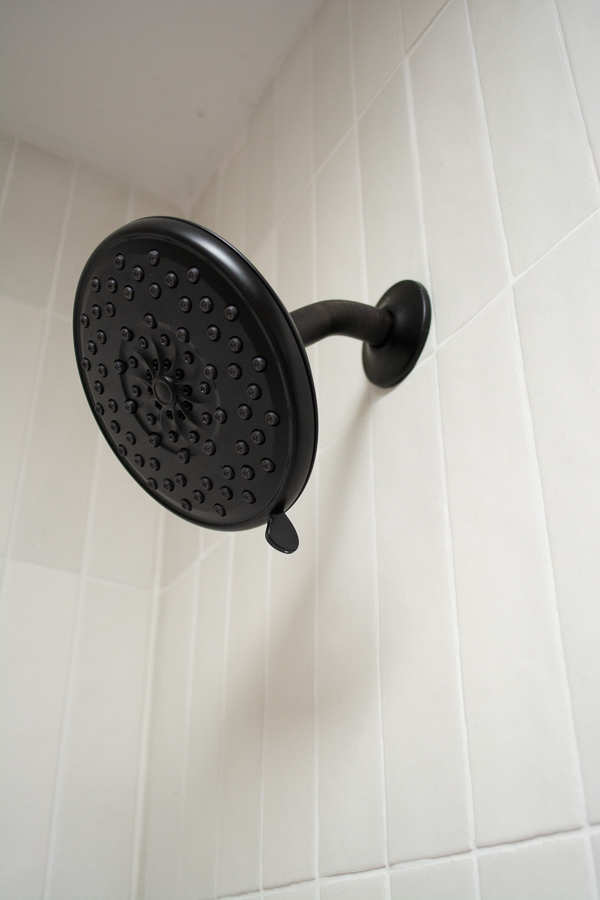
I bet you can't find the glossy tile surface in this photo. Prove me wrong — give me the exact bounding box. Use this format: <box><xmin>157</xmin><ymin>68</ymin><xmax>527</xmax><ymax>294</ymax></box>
<box><xmin>391</xmin><ymin>858</ymin><xmax>477</xmax><ymax>899</ymax></box>
<box><xmin>410</xmin><ymin>0</ymin><xmax>507</xmax><ymax>341</ymax></box>
<box><xmin>478</xmin><ymin>836</ymin><xmax>593</xmax><ymax>900</ymax></box>
<box><xmin>2</xmin><ymin>0</ymin><xmax>600</xmax><ymax>892</ymax></box>
<box><xmin>468</xmin><ymin>0</ymin><xmax>599</xmax><ymax>274</ymax></box>
<box><xmin>514</xmin><ymin>213</ymin><xmax>600</xmax><ymax>822</ymax></box>
<box><xmin>438</xmin><ymin>296</ymin><xmax>581</xmax><ymax>845</ymax></box>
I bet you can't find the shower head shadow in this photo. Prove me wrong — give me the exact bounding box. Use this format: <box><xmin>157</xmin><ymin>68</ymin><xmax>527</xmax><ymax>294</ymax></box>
<box><xmin>73</xmin><ymin>217</ymin><xmax>430</xmax><ymax>553</ymax></box>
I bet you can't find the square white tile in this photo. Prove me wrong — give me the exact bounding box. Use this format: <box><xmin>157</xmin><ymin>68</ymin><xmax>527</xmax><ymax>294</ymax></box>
<box><xmin>263</xmin><ymin>479</ymin><xmax>316</xmax><ymax>888</ymax></box>
<box><xmin>321</xmin><ymin>871</ymin><xmax>387</xmax><ymax>899</ymax></box>
<box><xmin>554</xmin><ymin>0</ymin><xmax>600</xmax><ymax>177</ymax></box>
<box><xmin>216</xmin><ymin>529</ymin><xmax>269</xmax><ymax>897</ymax></box>
<box><xmin>246</xmin><ymin>80</ymin><xmax>276</xmax><ymax>255</ymax></box>
<box><xmin>0</xmin><ymin>142</ymin><xmax>73</xmax><ymax>308</ymax></box>
<box><xmin>317</xmin><ymin>423</ymin><xmax>385</xmax><ymax>876</ymax></box>
<box><xmin>391</xmin><ymin>857</ymin><xmax>477</xmax><ymax>899</ymax></box>
<box><xmin>0</xmin><ymin>561</ymin><xmax>78</xmax><ymax>900</ymax></box>
<box><xmin>47</xmin><ymin>579</ymin><xmax>151</xmax><ymax>900</ymax></box>
<box><xmin>478</xmin><ymin>835</ymin><xmax>593</xmax><ymax>900</ymax></box>
<box><xmin>179</xmin><ymin>540</ymin><xmax>231</xmax><ymax>900</ymax></box>
<box><xmin>437</xmin><ymin>294</ymin><xmax>582</xmax><ymax>846</ymax></box>
<box><xmin>374</xmin><ymin>359</ymin><xmax>470</xmax><ymax>863</ymax></box>
<box><xmin>0</xmin><ymin>296</ymin><xmax>45</xmax><ymax>554</ymax></box>
<box><xmin>358</xmin><ymin>65</ymin><xmax>430</xmax><ymax>325</ymax></box>
<box><xmin>410</xmin><ymin>0</ymin><xmax>507</xmax><ymax>342</ymax></box>
<box><xmin>351</xmin><ymin>0</ymin><xmax>404</xmax><ymax>113</ymax></box>
<box><xmin>514</xmin><ymin>212</ymin><xmax>600</xmax><ymax>823</ymax></box>
<box><xmin>275</xmin><ymin>27</ymin><xmax>313</xmax><ymax>221</ymax></box>
<box><xmin>468</xmin><ymin>0</ymin><xmax>599</xmax><ymax>275</ymax></box>
<box><xmin>401</xmin><ymin>0</ymin><xmax>447</xmax><ymax>50</ymax></box>
<box><xmin>313</xmin><ymin>0</ymin><xmax>355</xmax><ymax>167</ymax></box>
<box><xmin>12</xmin><ymin>316</ymin><xmax>98</xmax><ymax>571</ymax></box>
<box><xmin>86</xmin><ymin>441</ymin><xmax>159</xmax><ymax>589</ymax></box>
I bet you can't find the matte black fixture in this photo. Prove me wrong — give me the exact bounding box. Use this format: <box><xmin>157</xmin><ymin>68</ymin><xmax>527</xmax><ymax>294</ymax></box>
<box><xmin>73</xmin><ymin>217</ymin><xmax>430</xmax><ymax>553</ymax></box>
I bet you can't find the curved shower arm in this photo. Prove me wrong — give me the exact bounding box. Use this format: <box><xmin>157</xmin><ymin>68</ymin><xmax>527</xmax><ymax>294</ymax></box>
<box><xmin>291</xmin><ymin>299</ymin><xmax>393</xmax><ymax>348</ymax></box>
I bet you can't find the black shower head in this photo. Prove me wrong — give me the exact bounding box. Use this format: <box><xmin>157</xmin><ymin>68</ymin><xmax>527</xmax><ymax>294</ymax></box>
<box><xmin>73</xmin><ymin>217</ymin><xmax>430</xmax><ymax>553</ymax></box>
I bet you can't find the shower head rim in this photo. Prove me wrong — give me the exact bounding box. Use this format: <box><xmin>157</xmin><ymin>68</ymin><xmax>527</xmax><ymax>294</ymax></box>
<box><xmin>73</xmin><ymin>216</ymin><xmax>318</xmax><ymax>532</ymax></box>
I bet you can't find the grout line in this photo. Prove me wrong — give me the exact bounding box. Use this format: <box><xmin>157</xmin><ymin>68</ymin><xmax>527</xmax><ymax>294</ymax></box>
<box><xmin>548</xmin><ymin>0</ymin><xmax>600</xmax><ymax>196</ymax></box>
<box><xmin>462</xmin><ymin>0</ymin><xmax>512</xmax><ymax>281</ymax></box>
<box><xmin>0</xmin><ymin>556</ymin><xmax>158</xmax><ymax>604</ymax></box>
<box><xmin>507</xmin><ymin>290</ymin><xmax>599</xmax><ymax>900</ymax></box>
<box><xmin>259</xmin><ymin>547</ymin><xmax>273</xmax><ymax>897</ymax></box>
<box><xmin>0</xmin><ymin>136</ymin><xmax>18</xmax><ymax>225</ymax></box>
<box><xmin>432</xmin><ymin>354</ymin><xmax>481</xmax><ymax>898</ymax></box>
<box><xmin>406</xmin><ymin>24</ymin><xmax>481</xmax><ymax>895</ymax></box>
<box><xmin>41</xmin><ymin>426</ymin><xmax>102</xmax><ymax>899</ymax></box>
<box><xmin>213</xmin><ymin>535</ymin><xmax>236</xmax><ymax>900</ymax></box>
<box><xmin>349</xmin><ymin>1</ymin><xmax>391</xmax><ymax>890</ymax></box>
<box><xmin>307</xmin><ymin>23</ymin><xmax>320</xmax><ymax>882</ymax></box>
<box><xmin>402</xmin><ymin>0</ymin><xmax>453</xmax><ymax>55</ymax></box>
<box><xmin>176</xmin><ymin>534</ymin><xmax>203</xmax><ymax>894</ymax></box>
<box><xmin>214</xmin><ymin>824</ymin><xmax>600</xmax><ymax>899</ymax></box>
<box><xmin>463</xmin><ymin>3</ymin><xmax>598</xmax><ymax>893</ymax></box>
<box><xmin>129</xmin><ymin>507</ymin><xmax>166</xmax><ymax>900</ymax></box>
<box><xmin>3</xmin><ymin>160</ymin><xmax>77</xmax><ymax>564</ymax></box>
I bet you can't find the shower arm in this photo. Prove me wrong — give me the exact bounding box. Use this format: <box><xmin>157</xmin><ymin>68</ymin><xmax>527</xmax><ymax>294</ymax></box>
<box><xmin>291</xmin><ymin>299</ymin><xmax>393</xmax><ymax>348</ymax></box>
<box><xmin>289</xmin><ymin>280</ymin><xmax>431</xmax><ymax>391</ymax></box>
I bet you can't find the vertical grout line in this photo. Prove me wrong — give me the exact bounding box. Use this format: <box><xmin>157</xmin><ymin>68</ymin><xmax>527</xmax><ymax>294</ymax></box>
<box><xmin>462</xmin><ymin>0</ymin><xmax>512</xmax><ymax>282</ymax></box>
<box><xmin>405</xmin><ymin>22</ymin><xmax>481</xmax><ymax>896</ymax></box>
<box><xmin>507</xmin><ymin>292</ymin><xmax>599</xmax><ymax>900</ymax></box>
<box><xmin>259</xmin><ymin>548</ymin><xmax>273</xmax><ymax>898</ymax></box>
<box><xmin>349</xmin><ymin>0</ymin><xmax>391</xmax><ymax>892</ymax></box>
<box><xmin>176</xmin><ymin>531</ymin><xmax>203</xmax><ymax>894</ymax></box>
<box><xmin>308</xmin><ymin>16</ymin><xmax>320</xmax><ymax>894</ymax></box>
<box><xmin>432</xmin><ymin>356</ymin><xmax>481</xmax><ymax>900</ymax></box>
<box><xmin>41</xmin><ymin>427</ymin><xmax>102</xmax><ymax>900</ymax></box>
<box><xmin>0</xmin><ymin>136</ymin><xmax>18</xmax><ymax>225</ymax></box>
<box><xmin>548</xmin><ymin>0</ymin><xmax>600</xmax><ymax>195</ymax></box>
<box><xmin>465</xmin><ymin>1</ymin><xmax>596</xmax><ymax>893</ymax></box>
<box><xmin>130</xmin><ymin>507</ymin><xmax>166</xmax><ymax>900</ymax></box>
<box><xmin>214</xmin><ymin>535</ymin><xmax>235</xmax><ymax>900</ymax></box>
<box><xmin>403</xmin><ymin>58</ymin><xmax>439</xmax><ymax>350</ymax></box>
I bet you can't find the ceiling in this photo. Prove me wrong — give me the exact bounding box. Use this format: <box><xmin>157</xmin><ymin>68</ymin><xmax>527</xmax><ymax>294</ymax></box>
<box><xmin>0</xmin><ymin>0</ymin><xmax>321</xmax><ymax>211</ymax></box>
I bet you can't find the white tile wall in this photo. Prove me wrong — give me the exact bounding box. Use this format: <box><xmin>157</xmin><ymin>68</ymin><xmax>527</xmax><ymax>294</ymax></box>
<box><xmin>2</xmin><ymin>0</ymin><xmax>599</xmax><ymax>895</ymax></box>
<box><xmin>374</xmin><ymin>359</ymin><xmax>470</xmax><ymax>863</ymax></box>
<box><xmin>437</xmin><ymin>294</ymin><xmax>582</xmax><ymax>846</ymax></box>
<box><xmin>467</xmin><ymin>0</ymin><xmax>599</xmax><ymax>276</ymax></box>
<box><xmin>46</xmin><ymin>579</ymin><xmax>152</xmax><ymax>900</ymax></box>
<box><xmin>0</xmin><ymin>562</ymin><xmax>78</xmax><ymax>900</ymax></box>
<box><xmin>0</xmin><ymin>137</ymin><xmax>182</xmax><ymax>899</ymax></box>
<box><xmin>514</xmin><ymin>213</ymin><xmax>600</xmax><ymax>824</ymax></box>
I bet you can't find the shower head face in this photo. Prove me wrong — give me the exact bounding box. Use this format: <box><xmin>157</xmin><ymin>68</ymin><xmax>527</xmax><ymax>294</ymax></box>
<box><xmin>73</xmin><ymin>217</ymin><xmax>317</xmax><ymax>533</ymax></box>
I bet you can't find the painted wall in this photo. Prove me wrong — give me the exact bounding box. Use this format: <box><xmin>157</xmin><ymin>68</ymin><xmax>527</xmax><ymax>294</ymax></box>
<box><xmin>1</xmin><ymin>0</ymin><xmax>599</xmax><ymax>897</ymax></box>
